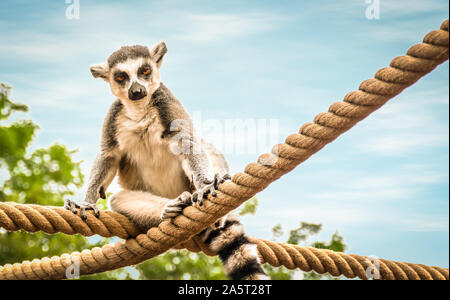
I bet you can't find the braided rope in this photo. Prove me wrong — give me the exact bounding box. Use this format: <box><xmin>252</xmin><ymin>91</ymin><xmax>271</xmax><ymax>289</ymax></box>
<box><xmin>0</xmin><ymin>19</ymin><xmax>448</xmax><ymax>280</ymax></box>
<box><xmin>0</xmin><ymin>202</ymin><xmax>140</xmax><ymax>239</ymax></box>
<box><xmin>1</xmin><ymin>202</ymin><xmax>448</xmax><ymax>280</ymax></box>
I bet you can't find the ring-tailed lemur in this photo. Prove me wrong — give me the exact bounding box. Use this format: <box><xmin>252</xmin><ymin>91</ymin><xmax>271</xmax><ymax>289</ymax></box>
<box><xmin>64</xmin><ymin>42</ymin><xmax>268</xmax><ymax>280</ymax></box>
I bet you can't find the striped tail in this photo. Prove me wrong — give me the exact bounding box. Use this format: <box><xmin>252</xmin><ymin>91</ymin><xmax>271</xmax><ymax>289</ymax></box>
<box><xmin>199</xmin><ymin>215</ymin><xmax>269</xmax><ymax>280</ymax></box>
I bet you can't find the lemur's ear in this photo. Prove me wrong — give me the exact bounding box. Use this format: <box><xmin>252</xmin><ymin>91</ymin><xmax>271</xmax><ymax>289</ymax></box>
<box><xmin>90</xmin><ymin>63</ymin><xmax>109</xmax><ymax>81</ymax></box>
<box><xmin>150</xmin><ymin>41</ymin><xmax>167</xmax><ymax>68</ymax></box>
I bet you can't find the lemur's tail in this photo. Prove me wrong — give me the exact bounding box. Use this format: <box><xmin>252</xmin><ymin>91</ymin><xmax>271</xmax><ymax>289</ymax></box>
<box><xmin>198</xmin><ymin>214</ymin><xmax>269</xmax><ymax>280</ymax></box>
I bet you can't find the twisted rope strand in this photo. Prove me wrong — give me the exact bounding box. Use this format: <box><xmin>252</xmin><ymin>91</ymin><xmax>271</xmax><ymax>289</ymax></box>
<box><xmin>0</xmin><ymin>202</ymin><xmax>140</xmax><ymax>239</ymax></box>
<box><xmin>0</xmin><ymin>19</ymin><xmax>448</xmax><ymax>280</ymax></box>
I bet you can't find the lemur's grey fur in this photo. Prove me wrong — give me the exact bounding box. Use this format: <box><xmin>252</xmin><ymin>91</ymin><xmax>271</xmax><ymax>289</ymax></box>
<box><xmin>151</xmin><ymin>84</ymin><xmax>187</xmax><ymax>138</ymax></box>
<box><xmin>103</xmin><ymin>100</ymin><xmax>123</xmax><ymax>149</ymax></box>
<box><xmin>107</xmin><ymin>45</ymin><xmax>151</xmax><ymax>68</ymax></box>
<box><xmin>64</xmin><ymin>42</ymin><xmax>268</xmax><ymax>280</ymax></box>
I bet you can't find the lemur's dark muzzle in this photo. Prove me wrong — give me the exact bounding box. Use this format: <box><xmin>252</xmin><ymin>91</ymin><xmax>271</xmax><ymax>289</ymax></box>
<box><xmin>128</xmin><ymin>82</ymin><xmax>147</xmax><ymax>101</ymax></box>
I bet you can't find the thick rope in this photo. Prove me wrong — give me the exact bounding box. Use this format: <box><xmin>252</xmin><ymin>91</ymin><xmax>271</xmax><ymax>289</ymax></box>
<box><xmin>0</xmin><ymin>19</ymin><xmax>448</xmax><ymax>280</ymax></box>
<box><xmin>1</xmin><ymin>202</ymin><xmax>448</xmax><ymax>280</ymax></box>
<box><xmin>0</xmin><ymin>203</ymin><xmax>141</xmax><ymax>239</ymax></box>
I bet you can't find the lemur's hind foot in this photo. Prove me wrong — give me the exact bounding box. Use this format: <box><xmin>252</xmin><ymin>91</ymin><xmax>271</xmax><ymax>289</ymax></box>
<box><xmin>64</xmin><ymin>199</ymin><xmax>100</xmax><ymax>220</ymax></box>
<box><xmin>160</xmin><ymin>191</ymin><xmax>193</xmax><ymax>221</ymax></box>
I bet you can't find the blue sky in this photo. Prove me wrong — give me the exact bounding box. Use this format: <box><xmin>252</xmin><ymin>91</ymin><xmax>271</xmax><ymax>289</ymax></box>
<box><xmin>0</xmin><ymin>0</ymin><xmax>448</xmax><ymax>269</ymax></box>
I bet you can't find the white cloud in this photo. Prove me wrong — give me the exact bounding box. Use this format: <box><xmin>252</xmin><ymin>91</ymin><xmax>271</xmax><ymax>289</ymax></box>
<box><xmin>2</xmin><ymin>76</ymin><xmax>109</xmax><ymax>110</ymax></box>
<box><xmin>381</xmin><ymin>0</ymin><xmax>447</xmax><ymax>15</ymax></box>
<box><xmin>365</xmin><ymin>19</ymin><xmax>442</xmax><ymax>43</ymax></box>
<box><xmin>306</xmin><ymin>175</ymin><xmax>414</xmax><ymax>204</ymax></box>
<box><xmin>359</xmin><ymin>134</ymin><xmax>448</xmax><ymax>156</ymax></box>
<box><xmin>0</xmin><ymin>7</ymin><xmax>283</xmax><ymax>64</ymax></box>
<box><xmin>355</xmin><ymin>87</ymin><xmax>449</xmax><ymax>156</ymax></box>
<box><xmin>400</xmin><ymin>215</ymin><xmax>449</xmax><ymax>232</ymax></box>
<box><xmin>178</xmin><ymin>13</ymin><xmax>281</xmax><ymax>42</ymax></box>
<box><xmin>313</xmin><ymin>1</ymin><xmax>449</xmax><ymax>43</ymax></box>
<box><xmin>246</xmin><ymin>166</ymin><xmax>449</xmax><ymax>239</ymax></box>
<box><xmin>255</xmin><ymin>198</ymin><xmax>449</xmax><ymax>235</ymax></box>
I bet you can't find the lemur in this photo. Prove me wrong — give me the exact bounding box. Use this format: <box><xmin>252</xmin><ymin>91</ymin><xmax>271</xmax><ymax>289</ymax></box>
<box><xmin>64</xmin><ymin>42</ymin><xmax>268</xmax><ymax>280</ymax></box>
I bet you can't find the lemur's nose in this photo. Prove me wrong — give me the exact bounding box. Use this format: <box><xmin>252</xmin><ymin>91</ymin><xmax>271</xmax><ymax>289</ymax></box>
<box><xmin>128</xmin><ymin>82</ymin><xmax>147</xmax><ymax>101</ymax></box>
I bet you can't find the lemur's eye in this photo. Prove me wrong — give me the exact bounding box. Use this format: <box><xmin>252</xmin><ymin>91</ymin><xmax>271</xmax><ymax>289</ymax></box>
<box><xmin>114</xmin><ymin>72</ymin><xmax>128</xmax><ymax>83</ymax></box>
<box><xmin>140</xmin><ymin>66</ymin><xmax>151</xmax><ymax>76</ymax></box>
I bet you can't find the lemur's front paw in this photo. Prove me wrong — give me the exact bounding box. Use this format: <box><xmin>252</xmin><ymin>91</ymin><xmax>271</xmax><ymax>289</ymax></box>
<box><xmin>192</xmin><ymin>173</ymin><xmax>231</xmax><ymax>206</ymax></box>
<box><xmin>160</xmin><ymin>191</ymin><xmax>192</xmax><ymax>221</ymax></box>
<box><xmin>64</xmin><ymin>199</ymin><xmax>100</xmax><ymax>220</ymax></box>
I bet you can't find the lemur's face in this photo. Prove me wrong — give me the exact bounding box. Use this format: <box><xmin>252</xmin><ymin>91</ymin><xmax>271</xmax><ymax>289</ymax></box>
<box><xmin>108</xmin><ymin>56</ymin><xmax>158</xmax><ymax>102</ymax></box>
<box><xmin>90</xmin><ymin>42</ymin><xmax>167</xmax><ymax>104</ymax></box>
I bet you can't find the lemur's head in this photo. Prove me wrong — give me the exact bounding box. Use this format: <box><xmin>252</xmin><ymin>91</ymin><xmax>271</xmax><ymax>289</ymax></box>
<box><xmin>90</xmin><ymin>42</ymin><xmax>167</xmax><ymax>103</ymax></box>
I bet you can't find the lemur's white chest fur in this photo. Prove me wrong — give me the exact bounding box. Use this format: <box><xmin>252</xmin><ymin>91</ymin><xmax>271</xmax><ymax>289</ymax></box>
<box><xmin>115</xmin><ymin>107</ymin><xmax>188</xmax><ymax>199</ymax></box>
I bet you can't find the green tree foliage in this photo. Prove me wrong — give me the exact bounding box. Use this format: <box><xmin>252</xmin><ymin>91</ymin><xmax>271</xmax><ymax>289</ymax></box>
<box><xmin>238</xmin><ymin>197</ymin><xmax>258</xmax><ymax>216</ymax></box>
<box><xmin>264</xmin><ymin>222</ymin><xmax>347</xmax><ymax>280</ymax></box>
<box><xmin>136</xmin><ymin>250</ymin><xmax>227</xmax><ymax>280</ymax></box>
<box><xmin>0</xmin><ymin>84</ymin><xmax>127</xmax><ymax>279</ymax></box>
<box><xmin>0</xmin><ymin>83</ymin><xmax>348</xmax><ymax>280</ymax></box>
